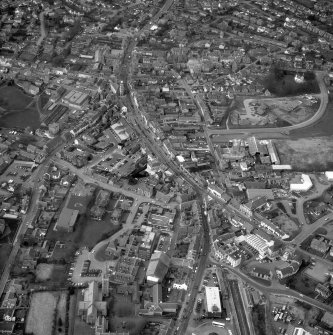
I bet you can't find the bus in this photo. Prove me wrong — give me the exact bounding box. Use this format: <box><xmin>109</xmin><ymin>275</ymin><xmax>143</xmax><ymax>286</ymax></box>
<box><xmin>212</xmin><ymin>321</ymin><xmax>225</xmax><ymax>328</ymax></box>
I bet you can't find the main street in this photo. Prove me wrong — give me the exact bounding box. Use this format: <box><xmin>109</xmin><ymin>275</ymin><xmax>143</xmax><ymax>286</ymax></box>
<box><xmin>117</xmin><ymin>0</ymin><xmax>333</xmax><ymax>332</ymax></box>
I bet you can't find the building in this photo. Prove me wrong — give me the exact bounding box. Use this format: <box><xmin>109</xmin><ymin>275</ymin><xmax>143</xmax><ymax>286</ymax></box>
<box><xmin>315</xmin><ymin>283</ymin><xmax>331</xmax><ymax>298</ymax></box>
<box><xmin>310</xmin><ymin>237</ymin><xmax>330</xmax><ymax>254</ymax></box>
<box><xmin>321</xmin><ymin>311</ymin><xmax>333</xmax><ymax>328</ymax></box>
<box><xmin>62</xmin><ymin>90</ymin><xmax>89</xmax><ymax>109</ymax></box>
<box><xmin>246</xmin><ymin>189</ymin><xmax>274</xmax><ymax>201</ymax></box>
<box><xmin>325</xmin><ymin>171</ymin><xmax>333</xmax><ymax>181</ymax></box>
<box><xmin>138</xmin><ymin>226</ymin><xmax>157</xmax><ymax>260</ymax></box>
<box><xmin>205</xmin><ymin>286</ymin><xmax>222</xmax><ymax>318</ymax></box>
<box><xmin>139</xmin><ymin>284</ymin><xmax>178</xmax><ymax>316</ymax></box>
<box><xmin>53</xmin><ymin>208</ymin><xmax>79</xmax><ymax>232</ymax></box>
<box><xmin>250</xmin><ymin>267</ymin><xmax>272</xmax><ymax>281</ymax></box>
<box><xmin>208</xmin><ymin>184</ymin><xmax>231</xmax><ymax>203</ymax></box>
<box><xmin>78</xmin><ymin>281</ymin><xmax>107</xmax><ymax>325</ymax></box>
<box><xmin>290</xmin><ymin>174</ymin><xmax>312</xmax><ymax>192</ymax></box>
<box><xmin>245</xmin><ymin>234</ymin><xmax>269</xmax><ymax>258</ymax></box>
<box><xmin>240</xmin><ymin>196</ymin><xmax>267</xmax><ymax>218</ymax></box>
<box><xmin>146</xmin><ymin>251</ymin><xmax>170</xmax><ymax>283</ymax></box>
<box><xmin>226</xmin><ymin>250</ymin><xmax>242</xmax><ymax>267</ymax></box>
<box><xmin>286</xmin><ymin>324</ymin><xmax>313</xmax><ymax>335</ymax></box>
<box><xmin>276</xmin><ymin>261</ymin><xmax>300</xmax><ymax>280</ymax></box>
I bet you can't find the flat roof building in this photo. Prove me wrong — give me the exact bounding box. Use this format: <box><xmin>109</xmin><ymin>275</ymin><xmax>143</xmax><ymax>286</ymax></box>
<box><xmin>146</xmin><ymin>251</ymin><xmax>170</xmax><ymax>283</ymax></box>
<box><xmin>205</xmin><ymin>286</ymin><xmax>222</xmax><ymax>318</ymax></box>
<box><xmin>54</xmin><ymin>208</ymin><xmax>79</xmax><ymax>232</ymax></box>
<box><xmin>290</xmin><ymin>174</ymin><xmax>312</xmax><ymax>192</ymax></box>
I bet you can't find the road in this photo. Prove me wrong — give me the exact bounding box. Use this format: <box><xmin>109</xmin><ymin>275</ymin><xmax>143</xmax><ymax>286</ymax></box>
<box><xmin>291</xmin><ymin>212</ymin><xmax>333</xmax><ymax>245</ymax></box>
<box><xmin>113</xmin><ymin>1</ymin><xmax>333</xmax><ymax>333</ymax></box>
<box><xmin>212</xmin><ymin>262</ymin><xmax>333</xmax><ymax>314</ymax></box>
<box><xmin>0</xmin><ymin>140</ymin><xmax>65</xmax><ymax>297</ymax></box>
<box><xmin>295</xmin><ymin>174</ymin><xmax>331</xmax><ymax>226</ymax></box>
<box><xmin>53</xmin><ymin>157</ymin><xmax>173</xmax><ymax>207</ymax></box>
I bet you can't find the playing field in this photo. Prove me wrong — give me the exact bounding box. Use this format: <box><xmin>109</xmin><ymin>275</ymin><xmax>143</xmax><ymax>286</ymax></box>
<box><xmin>26</xmin><ymin>292</ymin><xmax>58</xmax><ymax>335</ymax></box>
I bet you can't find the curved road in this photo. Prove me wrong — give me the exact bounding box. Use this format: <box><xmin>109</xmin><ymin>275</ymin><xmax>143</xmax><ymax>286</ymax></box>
<box><xmin>211</xmin><ymin>262</ymin><xmax>333</xmax><ymax>314</ymax></box>
<box><xmin>208</xmin><ymin>72</ymin><xmax>328</xmax><ymax>138</ymax></box>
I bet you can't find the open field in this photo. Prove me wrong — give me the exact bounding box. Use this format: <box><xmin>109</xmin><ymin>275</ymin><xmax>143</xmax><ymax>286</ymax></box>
<box><xmin>0</xmin><ymin>85</ymin><xmax>32</xmax><ymax>110</ymax></box>
<box><xmin>36</xmin><ymin>263</ymin><xmax>54</xmax><ymax>281</ymax></box>
<box><xmin>271</xmin><ymin>213</ymin><xmax>299</xmax><ymax>236</ymax></box>
<box><xmin>0</xmin><ymin>85</ymin><xmax>40</xmax><ymax>129</ymax></box>
<box><xmin>35</xmin><ymin>264</ymin><xmax>68</xmax><ymax>286</ymax></box>
<box><xmin>26</xmin><ymin>292</ymin><xmax>58</xmax><ymax>335</ymax></box>
<box><xmin>276</xmin><ymin>137</ymin><xmax>333</xmax><ymax>171</ymax></box>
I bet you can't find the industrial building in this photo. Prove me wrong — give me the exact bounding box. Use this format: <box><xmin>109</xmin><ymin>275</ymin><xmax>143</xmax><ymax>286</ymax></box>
<box><xmin>290</xmin><ymin>174</ymin><xmax>312</xmax><ymax>192</ymax></box>
<box><xmin>205</xmin><ymin>286</ymin><xmax>222</xmax><ymax>318</ymax></box>
<box><xmin>325</xmin><ymin>171</ymin><xmax>333</xmax><ymax>181</ymax></box>
<box><xmin>62</xmin><ymin>90</ymin><xmax>89</xmax><ymax>109</ymax></box>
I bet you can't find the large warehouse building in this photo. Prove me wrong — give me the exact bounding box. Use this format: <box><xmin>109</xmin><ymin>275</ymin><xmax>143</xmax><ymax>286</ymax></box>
<box><xmin>290</xmin><ymin>174</ymin><xmax>312</xmax><ymax>192</ymax></box>
<box><xmin>205</xmin><ymin>286</ymin><xmax>222</xmax><ymax>318</ymax></box>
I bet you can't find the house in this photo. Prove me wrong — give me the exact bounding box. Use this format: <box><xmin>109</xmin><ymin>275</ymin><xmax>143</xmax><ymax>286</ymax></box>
<box><xmin>250</xmin><ymin>267</ymin><xmax>272</xmax><ymax>280</ymax></box>
<box><xmin>276</xmin><ymin>261</ymin><xmax>300</xmax><ymax>280</ymax></box>
<box><xmin>78</xmin><ymin>281</ymin><xmax>107</xmax><ymax>325</ymax></box>
<box><xmin>310</xmin><ymin>237</ymin><xmax>330</xmax><ymax>254</ymax></box>
<box><xmin>240</xmin><ymin>196</ymin><xmax>267</xmax><ymax>218</ymax></box>
<box><xmin>315</xmin><ymin>283</ymin><xmax>331</xmax><ymax>298</ymax></box>
<box><xmin>138</xmin><ymin>284</ymin><xmax>178</xmax><ymax>316</ymax></box>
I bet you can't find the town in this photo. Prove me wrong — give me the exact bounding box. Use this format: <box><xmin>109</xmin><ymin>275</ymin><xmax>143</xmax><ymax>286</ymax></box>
<box><xmin>1</xmin><ymin>0</ymin><xmax>333</xmax><ymax>335</ymax></box>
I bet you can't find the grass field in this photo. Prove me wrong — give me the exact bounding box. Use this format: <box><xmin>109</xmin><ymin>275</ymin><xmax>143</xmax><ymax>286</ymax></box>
<box><xmin>36</xmin><ymin>263</ymin><xmax>54</xmax><ymax>281</ymax></box>
<box><xmin>276</xmin><ymin>137</ymin><xmax>333</xmax><ymax>171</ymax></box>
<box><xmin>0</xmin><ymin>85</ymin><xmax>32</xmax><ymax>110</ymax></box>
<box><xmin>26</xmin><ymin>292</ymin><xmax>58</xmax><ymax>335</ymax></box>
<box><xmin>26</xmin><ymin>291</ymin><xmax>68</xmax><ymax>335</ymax></box>
<box><xmin>35</xmin><ymin>264</ymin><xmax>68</xmax><ymax>286</ymax></box>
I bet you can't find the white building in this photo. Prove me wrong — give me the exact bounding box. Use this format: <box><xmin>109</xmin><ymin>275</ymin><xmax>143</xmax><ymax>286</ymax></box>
<box><xmin>227</xmin><ymin>250</ymin><xmax>242</xmax><ymax>267</ymax></box>
<box><xmin>325</xmin><ymin>171</ymin><xmax>333</xmax><ymax>181</ymax></box>
<box><xmin>290</xmin><ymin>174</ymin><xmax>312</xmax><ymax>192</ymax></box>
<box><xmin>245</xmin><ymin>234</ymin><xmax>268</xmax><ymax>258</ymax></box>
<box><xmin>205</xmin><ymin>286</ymin><xmax>222</xmax><ymax>317</ymax></box>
